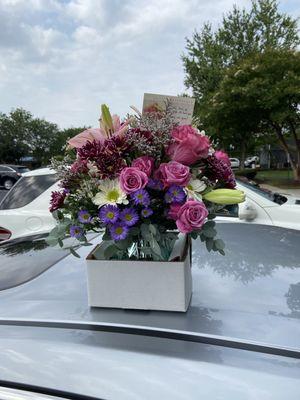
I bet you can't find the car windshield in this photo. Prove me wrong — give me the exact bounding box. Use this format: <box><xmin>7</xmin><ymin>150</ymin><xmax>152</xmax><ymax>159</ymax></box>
<box><xmin>16</xmin><ymin>167</ymin><xmax>30</xmax><ymax>173</ymax></box>
<box><xmin>238</xmin><ymin>179</ymin><xmax>288</xmax><ymax>205</ymax></box>
<box><xmin>0</xmin><ymin>234</ymin><xmax>68</xmax><ymax>291</ymax></box>
<box><xmin>0</xmin><ymin>174</ymin><xmax>58</xmax><ymax>210</ymax></box>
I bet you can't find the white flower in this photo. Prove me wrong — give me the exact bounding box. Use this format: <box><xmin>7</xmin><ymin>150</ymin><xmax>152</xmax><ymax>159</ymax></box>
<box><xmin>92</xmin><ymin>179</ymin><xmax>128</xmax><ymax>207</ymax></box>
<box><xmin>185</xmin><ymin>178</ymin><xmax>207</xmax><ymax>201</ymax></box>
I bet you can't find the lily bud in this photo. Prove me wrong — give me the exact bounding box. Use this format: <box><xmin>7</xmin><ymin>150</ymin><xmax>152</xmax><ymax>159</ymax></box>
<box><xmin>203</xmin><ymin>189</ymin><xmax>245</xmax><ymax>205</ymax></box>
<box><xmin>100</xmin><ymin>104</ymin><xmax>113</xmax><ymax>137</ymax></box>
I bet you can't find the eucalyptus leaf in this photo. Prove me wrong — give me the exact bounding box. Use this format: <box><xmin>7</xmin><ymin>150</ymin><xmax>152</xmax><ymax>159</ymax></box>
<box><xmin>70</xmin><ymin>247</ymin><xmax>80</xmax><ymax>258</ymax></box>
<box><xmin>214</xmin><ymin>239</ymin><xmax>225</xmax><ymax>251</ymax></box>
<box><xmin>205</xmin><ymin>238</ymin><xmax>214</xmax><ymax>252</ymax></box>
<box><xmin>104</xmin><ymin>244</ymin><xmax>118</xmax><ymax>260</ymax></box>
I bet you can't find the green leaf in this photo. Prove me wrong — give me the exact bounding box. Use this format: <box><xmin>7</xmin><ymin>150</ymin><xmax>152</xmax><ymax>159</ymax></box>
<box><xmin>151</xmin><ymin>239</ymin><xmax>162</xmax><ymax>258</ymax></box>
<box><xmin>205</xmin><ymin>238</ymin><xmax>214</xmax><ymax>252</ymax></box>
<box><xmin>207</xmin><ymin>213</ymin><xmax>216</xmax><ymax>220</ymax></box>
<box><xmin>203</xmin><ymin>228</ymin><xmax>217</xmax><ymax>238</ymax></box>
<box><xmin>214</xmin><ymin>239</ymin><xmax>225</xmax><ymax>251</ymax></box>
<box><xmin>191</xmin><ymin>231</ymin><xmax>198</xmax><ymax>240</ymax></box>
<box><xmin>115</xmin><ymin>238</ymin><xmax>131</xmax><ymax>250</ymax></box>
<box><xmin>46</xmin><ymin>236</ymin><xmax>58</xmax><ymax>246</ymax></box>
<box><xmin>104</xmin><ymin>244</ymin><xmax>118</xmax><ymax>259</ymax></box>
<box><xmin>70</xmin><ymin>247</ymin><xmax>80</xmax><ymax>258</ymax></box>
<box><xmin>149</xmin><ymin>224</ymin><xmax>156</xmax><ymax>235</ymax></box>
<box><xmin>102</xmin><ymin>230</ymin><xmax>111</xmax><ymax>241</ymax></box>
<box><xmin>218</xmin><ymin>249</ymin><xmax>225</xmax><ymax>256</ymax></box>
<box><xmin>58</xmin><ymin>238</ymin><xmax>64</xmax><ymax>248</ymax></box>
<box><xmin>129</xmin><ymin>226</ymin><xmax>140</xmax><ymax>236</ymax></box>
<box><xmin>141</xmin><ymin>223</ymin><xmax>152</xmax><ymax>241</ymax></box>
<box><xmin>203</xmin><ymin>220</ymin><xmax>216</xmax><ymax>229</ymax></box>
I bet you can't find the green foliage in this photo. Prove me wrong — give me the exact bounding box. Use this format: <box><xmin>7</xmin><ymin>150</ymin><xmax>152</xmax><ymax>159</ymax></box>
<box><xmin>0</xmin><ymin>107</ymin><xmax>87</xmax><ymax>165</ymax></box>
<box><xmin>182</xmin><ymin>0</ymin><xmax>299</xmax><ymax>165</ymax></box>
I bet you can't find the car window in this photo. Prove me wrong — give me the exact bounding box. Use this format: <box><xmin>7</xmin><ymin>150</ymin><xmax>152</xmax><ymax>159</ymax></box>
<box><xmin>0</xmin><ymin>166</ymin><xmax>11</xmax><ymax>172</ymax></box>
<box><xmin>216</xmin><ymin>204</ymin><xmax>239</xmax><ymax>218</ymax></box>
<box><xmin>17</xmin><ymin>167</ymin><xmax>30</xmax><ymax>173</ymax></box>
<box><xmin>0</xmin><ymin>174</ymin><xmax>58</xmax><ymax>210</ymax></box>
<box><xmin>238</xmin><ymin>180</ymin><xmax>288</xmax><ymax>205</ymax></box>
<box><xmin>0</xmin><ymin>235</ymin><xmax>68</xmax><ymax>291</ymax></box>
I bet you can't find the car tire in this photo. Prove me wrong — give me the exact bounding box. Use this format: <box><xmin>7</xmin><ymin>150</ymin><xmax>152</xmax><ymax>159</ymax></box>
<box><xmin>3</xmin><ymin>178</ymin><xmax>15</xmax><ymax>190</ymax></box>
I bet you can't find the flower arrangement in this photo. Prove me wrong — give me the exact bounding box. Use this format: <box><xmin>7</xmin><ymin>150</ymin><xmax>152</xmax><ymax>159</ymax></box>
<box><xmin>48</xmin><ymin>104</ymin><xmax>245</xmax><ymax>260</ymax></box>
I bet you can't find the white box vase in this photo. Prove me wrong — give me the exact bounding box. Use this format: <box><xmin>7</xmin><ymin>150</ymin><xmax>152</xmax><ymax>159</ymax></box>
<box><xmin>86</xmin><ymin>234</ymin><xmax>192</xmax><ymax>312</ymax></box>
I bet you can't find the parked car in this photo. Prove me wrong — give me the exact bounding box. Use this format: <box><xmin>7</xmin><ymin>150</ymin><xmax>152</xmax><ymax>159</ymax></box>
<box><xmin>218</xmin><ymin>179</ymin><xmax>300</xmax><ymax>230</ymax></box>
<box><xmin>244</xmin><ymin>156</ymin><xmax>259</xmax><ymax>168</ymax></box>
<box><xmin>0</xmin><ymin>168</ymin><xmax>58</xmax><ymax>241</ymax></box>
<box><xmin>0</xmin><ymin>164</ymin><xmax>30</xmax><ymax>190</ymax></box>
<box><xmin>0</xmin><ymin>223</ymin><xmax>299</xmax><ymax>398</ymax></box>
<box><xmin>229</xmin><ymin>158</ymin><xmax>240</xmax><ymax>169</ymax></box>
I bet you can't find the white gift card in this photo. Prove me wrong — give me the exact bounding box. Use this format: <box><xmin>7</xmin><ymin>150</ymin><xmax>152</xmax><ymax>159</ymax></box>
<box><xmin>142</xmin><ymin>93</ymin><xmax>195</xmax><ymax>125</ymax></box>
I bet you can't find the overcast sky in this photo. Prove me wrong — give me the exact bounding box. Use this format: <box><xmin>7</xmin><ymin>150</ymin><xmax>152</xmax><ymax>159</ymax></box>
<box><xmin>0</xmin><ymin>0</ymin><xmax>299</xmax><ymax>128</ymax></box>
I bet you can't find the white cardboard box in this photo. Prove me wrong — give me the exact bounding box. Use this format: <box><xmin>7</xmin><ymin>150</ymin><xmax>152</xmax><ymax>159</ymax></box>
<box><xmin>86</xmin><ymin>235</ymin><xmax>192</xmax><ymax>312</ymax></box>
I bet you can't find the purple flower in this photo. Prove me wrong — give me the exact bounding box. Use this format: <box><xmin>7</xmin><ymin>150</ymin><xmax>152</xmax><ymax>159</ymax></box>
<box><xmin>70</xmin><ymin>225</ymin><xmax>83</xmax><ymax>239</ymax></box>
<box><xmin>78</xmin><ymin>210</ymin><xmax>92</xmax><ymax>224</ymax></box>
<box><xmin>165</xmin><ymin>185</ymin><xmax>186</xmax><ymax>204</ymax></box>
<box><xmin>109</xmin><ymin>222</ymin><xmax>129</xmax><ymax>241</ymax></box>
<box><xmin>99</xmin><ymin>205</ymin><xmax>119</xmax><ymax>224</ymax></box>
<box><xmin>49</xmin><ymin>191</ymin><xmax>66</xmax><ymax>212</ymax></box>
<box><xmin>206</xmin><ymin>155</ymin><xmax>236</xmax><ymax>189</ymax></box>
<box><xmin>141</xmin><ymin>208</ymin><xmax>153</xmax><ymax>218</ymax></box>
<box><xmin>119</xmin><ymin>208</ymin><xmax>139</xmax><ymax>226</ymax></box>
<box><xmin>131</xmin><ymin>189</ymin><xmax>150</xmax><ymax>206</ymax></box>
<box><xmin>147</xmin><ymin>178</ymin><xmax>163</xmax><ymax>190</ymax></box>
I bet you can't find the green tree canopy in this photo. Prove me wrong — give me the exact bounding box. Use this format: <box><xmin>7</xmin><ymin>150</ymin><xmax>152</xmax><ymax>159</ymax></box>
<box><xmin>210</xmin><ymin>50</ymin><xmax>300</xmax><ymax>179</ymax></box>
<box><xmin>182</xmin><ymin>0</ymin><xmax>299</xmax><ymax>169</ymax></box>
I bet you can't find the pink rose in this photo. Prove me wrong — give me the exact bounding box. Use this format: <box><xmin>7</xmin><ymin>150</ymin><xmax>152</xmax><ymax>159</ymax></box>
<box><xmin>176</xmin><ymin>200</ymin><xmax>208</xmax><ymax>233</ymax></box>
<box><xmin>155</xmin><ymin>161</ymin><xmax>191</xmax><ymax>188</ymax></box>
<box><xmin>168</xmin><ymin>203</ymin><xmax>182</xmax><ymax>220</ymax></box>
<box><xmin>120</xmin><ymin>167</ymin><xmax>148</xmax><ymax>194</ymax></box>
<box><xmin>215</xmin><ymin>150</ymin><xmax>231</xmax><ymax>167</ymax></box>
<box><xmin>167</xmin><ymin>125</ymin><xmax>210</xmax><ymax>165</ymax></box>
<box><xmin>132</xmin><ymin>156</ymin><xmax>154</xmax><ymax>177</ymax></box>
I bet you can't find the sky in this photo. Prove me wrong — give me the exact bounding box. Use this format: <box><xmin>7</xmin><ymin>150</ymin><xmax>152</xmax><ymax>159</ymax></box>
<box><xmin>0</xmin><ymin>0</ymin><xmax>299</xmax><ymax>128</ymax></box>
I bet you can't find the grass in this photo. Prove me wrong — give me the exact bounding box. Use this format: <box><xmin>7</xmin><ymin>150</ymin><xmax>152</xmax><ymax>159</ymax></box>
<box><xmin>255</xmin><ymin>169</ymin><xmax>300</xmax><ymax>188</ymax></box>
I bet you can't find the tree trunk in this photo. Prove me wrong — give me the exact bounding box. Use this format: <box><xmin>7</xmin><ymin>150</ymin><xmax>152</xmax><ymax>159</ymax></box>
<box><xmin>273</xmin><ymin>122</ymin><xmax>300</xmax><ymax>181</ymax></box>
<box><xmin>240</xmin><ymin>140</ymin><xmax>246</xmax><ymax>170</ymax></box>
<box><xmin>288</xmin><ymin>120</ymin><xmax>300</xmax><ymax>181</ymax></box>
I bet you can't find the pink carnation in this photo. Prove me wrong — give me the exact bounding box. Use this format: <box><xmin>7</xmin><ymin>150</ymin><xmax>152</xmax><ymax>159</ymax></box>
<box><xmin>155</xmin><ymin>161</ymin><xmax>191</xmax><ymax>188</ymax></box>
<box><xmin>167</xmin><ymin>125</ymin><xmax>210</xmax><ymax>165</ymax></box>
<box><xmin>176</xmin><ymin>200</ymin><xmax>208</xmax><ymax>233</ymax></box>
<box><xmin>120</xmin><ymin>167</ymin><xmax>148</xmax><ymax>194</ymax></box>
<box><xmin>215</xmin><ymin>150</ymin><xmax>231</xmax><ymax>167</ymax></box>
<box><xmin>132</xmin><ymin>156</ymin><xmax>154</xmax><ymax>177</ymax></box>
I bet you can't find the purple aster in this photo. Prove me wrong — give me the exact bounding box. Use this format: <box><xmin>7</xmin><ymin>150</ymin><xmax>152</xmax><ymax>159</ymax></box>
<box><xmin>131</xmin><ymin>189</ymin><xmax>150</xmax><ymax>206</ymax></box>
<box><xmin>147</xmin><ymin>178</ymin><xmax>163</xmax><ymax>190</ymax></box>
<box><xmin>70</xmin><ymin>225</ymin><xmax>83</xmax><ymax>239</ymax></box>
<box><xmin>99</xmin><ymin>205</ymin><xmax>119</xmax><ymax>224</ymax></box>
<box><xmin>165</xmin><ymin>185</ymin><xmax>186</xmax><ymax>204</ymax></box>
<box><xmin>109</xmin><ymin>222</ymin><xmax>129</xmax><ymax>241</ymax></box>
<box><xmin>141</xmin><ymin>208</ymin><xmax>153</xmax><ymax>218</ymax></box>
<box><xmin>78</xmin><ymin>210</ymin><xmax>92</xmax><ymax>224</ymax></box>
<box><xmin>119</xmin><ymin>207</ymin><xmax>139</xmax><ymax>227</ymax></box>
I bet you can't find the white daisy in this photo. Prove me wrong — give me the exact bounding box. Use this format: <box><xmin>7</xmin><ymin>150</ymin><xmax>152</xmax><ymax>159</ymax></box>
<box><xmin>92</xmin><ymin>179</ymin><xmax>128</xmax><ymax>207</ymax></box>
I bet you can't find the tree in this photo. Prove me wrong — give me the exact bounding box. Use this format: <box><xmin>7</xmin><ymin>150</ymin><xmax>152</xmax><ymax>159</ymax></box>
<box><xmin>182</xmin><ymin>0</ymin><xmax>299</xmax><ymax>164</ymax></box>
<box><xmin>0</xmin><ymin>108</ymin><xmax>87</xmax><ymax>166</ymax></box>
<box><xmin>208</xmin><ymin>50</ymin><xmax>300</xmax><ymax>180</ymax></box>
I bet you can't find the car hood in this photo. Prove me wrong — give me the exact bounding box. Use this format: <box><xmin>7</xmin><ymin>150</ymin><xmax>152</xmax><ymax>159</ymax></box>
<box><xmin>0</xmin><ymin>223</ymin><xmax>299</xmax><ymax>398</ymax></box>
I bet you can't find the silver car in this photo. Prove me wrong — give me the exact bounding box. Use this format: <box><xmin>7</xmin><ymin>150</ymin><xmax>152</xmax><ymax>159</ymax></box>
<box><xmin>0</xmin><ymin>223</ymin><xmax>299</xmax><ymax>399</ymax></box>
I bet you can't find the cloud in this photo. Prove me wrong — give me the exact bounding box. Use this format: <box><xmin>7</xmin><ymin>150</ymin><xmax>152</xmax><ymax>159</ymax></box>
<box><xmin>0</xmin><ymin>0</ymin><xmax>298</xmax><ymax>128</ymax></box>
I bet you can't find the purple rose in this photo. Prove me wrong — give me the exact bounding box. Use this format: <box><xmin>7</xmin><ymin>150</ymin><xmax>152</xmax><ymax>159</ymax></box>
<box><xmin>168</xmin><ymin>203</ymin><xmax>182</xmax><ymax>220</ymax></box>
<box><xmin>176</xmin><ymin>200</ymin><xmax>208</xmax><ymax>233</ymax></box>
<box><xmin>120</xmin><ymin>167</ymin><xmax>148</xmax><ymax>194</ymax></box>
<box><xmin>155</xmin><ymin>161</ymin><xmax>191</xmax><ymax>188</ymax></box>
<box><xmin>132</xmin><ymin>156</ymin><xmax>154</xmax><ymax>177</ymax></box>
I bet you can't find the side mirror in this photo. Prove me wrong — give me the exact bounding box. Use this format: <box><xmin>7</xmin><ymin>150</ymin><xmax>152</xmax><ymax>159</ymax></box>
<box><xmin>239</xmin><ymin>202</ymin><xmax>258</xmax><ymax>221</ymax></box>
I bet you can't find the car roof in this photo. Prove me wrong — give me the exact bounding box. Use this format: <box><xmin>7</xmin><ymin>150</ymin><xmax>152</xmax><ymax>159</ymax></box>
<box><xmin>22</xmin><ymin>167</ymin><xmax>56</xmax><ymax>177</ymax></box>
<box><xmin>0</xmin><ymin>164</ymin><xmax>27</xmax><ymax>169</ymax></box>
<box><xmin>0</xmin><ymin>223</ymin><xmax>299</xmax><ymax>398</ymax></box>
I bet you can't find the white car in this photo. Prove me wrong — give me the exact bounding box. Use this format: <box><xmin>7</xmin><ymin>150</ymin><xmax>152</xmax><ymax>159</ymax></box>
<box><xmin>1</xmin><ymin>169</ymin><xmax>299</xmax><ymax>242</ymax></box>
<box><xmin>230</xmin><ymin>158</ymin><xmax>240</xmax><ymax>169</ymax></box>
<box><xmin>0</xmin><ymin>168</ymin><xmax>59</xmax><ymax>241</ymax></box>
<box><xmin>218</xmin><ymin>179</ymin><xmax>300</xmax><ymax>230</ymax></box>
